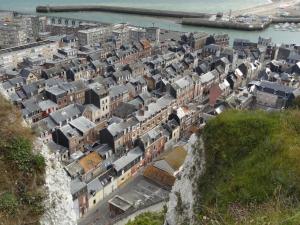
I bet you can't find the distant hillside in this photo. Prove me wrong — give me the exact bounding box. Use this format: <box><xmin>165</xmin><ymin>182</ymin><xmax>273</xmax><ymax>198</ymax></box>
<box><xmin>0</xmin><ymin>96</ymin><xmax>45</xmax><ymax>225</ymax></box>
<box><xmin>193</xmin><ymin>110</ymin><xmax>300</xmax><ymax>224</ymax></box>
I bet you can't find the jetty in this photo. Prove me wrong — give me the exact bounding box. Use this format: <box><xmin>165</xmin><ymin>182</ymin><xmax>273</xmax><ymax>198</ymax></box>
<box><xmin>36</xmin><ymin>5</ymin><xmax>212</xmax><ymax>18</ymax></box>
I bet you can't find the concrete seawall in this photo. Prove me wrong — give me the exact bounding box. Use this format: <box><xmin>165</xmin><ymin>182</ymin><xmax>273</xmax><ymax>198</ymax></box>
<box><xmin>36</xmin><ymin>5</ymin><xmax>212</xmax><ymax>18</ymax></box>
<box><xmin>181</xmin><ymin>18</ymin><xmax>270</xmax><ymax>31</ymax></box>
<box><xmin>181</xmin><ymin>17</ymin><xmax>300</xmax><ymax>31</ymax></box>
<box><xmin>272</xmin><ymin>17</ymin><xmax>300</xmax><ymax>23</ymax></box>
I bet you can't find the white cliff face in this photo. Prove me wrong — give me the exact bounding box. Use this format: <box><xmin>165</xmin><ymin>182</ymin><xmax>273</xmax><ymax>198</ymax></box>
<box><xmin>165</xmin><ymin>134</ymin><xmax>206</xmax><ymax>225</ymax></box>
<box><xmin>37</xmin><ymin>140</ymin><xmax>77</xmax><ymax>225</ymax></box>
<box><xmin>1</xmin><ymin>85</ymin><xmax>77</xmax><ymax>225</ymax></box>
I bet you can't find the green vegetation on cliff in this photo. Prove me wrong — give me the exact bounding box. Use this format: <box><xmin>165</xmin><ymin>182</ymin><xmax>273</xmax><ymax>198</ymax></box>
<box><xmin>0</xmin><ymin>97</ymin><xmax>45</xmax><ymax>225</ymax></box>
<box><xmin>196</xmin><ymin>110</ymin><xmax>300</xmax><ymax>224</ymax></box>
<box><xmin>126</xmin><ymin>207</ymin><xmax>166</xmax><ymax>225</ymax></box>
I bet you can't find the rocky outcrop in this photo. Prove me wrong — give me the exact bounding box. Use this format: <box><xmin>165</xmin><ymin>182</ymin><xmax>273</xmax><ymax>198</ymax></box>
<box><xmin>38</xmin><ymin>140</ymin><xmax>77</xmax><ymax>225</ymax></box>
<box><xmin>165</xmin><ymin>134</ymin><xmax>205</xmax><ymax>225</ymax></box>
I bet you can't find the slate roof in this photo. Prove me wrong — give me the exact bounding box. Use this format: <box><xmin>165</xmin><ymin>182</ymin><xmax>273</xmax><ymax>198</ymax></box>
<box><xmin>71</xmin><ymin>178</ymin><xmax>86</xmax><ymax>195</ymax></box>
<box><xmin>113</xmin><ymin>146</ymin><xmax>143</xmax><ymax>173</ymax></box>
<box><xmin>49</xmin><ymin>104</ymin><xmax>84</xmax><ymax>125</ymax></box>
<box><xmin>60</xmin><ymin>124</ymin><xmax>81</xmax><ymax>139</ymax></box>
<box><xmin>257</xmin><ymin>80</ymin><xmax>295</xmax><ymax>94</ymax></box>
<box><xmin>113</xmin><ymin>102</ymin><xmax>137</xmax><ymax>118</ymax></box>
<box><xmin>38</xmin><ymin>100</ymin><xmax>58</xmax><ymax>111</ymax></box>
<box><xmin>87</xmin><ymin>177</ymin><xmax>103</xmax><ymax>198</ymax></box>
<box><xmin>134</xmin><ymin>95</ymin><xmax>174</xmax><ymax>122</ymax></box>
<box><xmin>69</xmin><ymin>116</ymin><xmax>96</xmax><ymax>134</ymax></box>
<box><xmin>200</xmin><ymin>71</ymin><xmax>215</xmax><ymax>83</ymax></box>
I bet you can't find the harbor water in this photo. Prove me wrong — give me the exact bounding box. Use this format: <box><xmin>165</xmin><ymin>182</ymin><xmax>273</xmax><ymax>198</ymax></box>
<box><xmin>0</xmin><ymin>0</ymin><xmax>299</xmax><ymax>44</ymax></box>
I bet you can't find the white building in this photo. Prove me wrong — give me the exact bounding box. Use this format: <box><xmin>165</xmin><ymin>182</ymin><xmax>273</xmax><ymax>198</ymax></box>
<box><xmin>78</xmin><ymin>27</ymin><xmax>111</xmax><ymax>46</ymax></box>
<box><xmin>0</xmin><ymin>40</ymin><xmax>59</xmax><ymax>69</ymax></box>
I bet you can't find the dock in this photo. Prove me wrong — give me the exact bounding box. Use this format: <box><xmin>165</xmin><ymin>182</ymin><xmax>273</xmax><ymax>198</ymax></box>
<box><xmin>36</xmin><ymin>5</ymin><xmax>212</xmax><ymax>18</ymax></box>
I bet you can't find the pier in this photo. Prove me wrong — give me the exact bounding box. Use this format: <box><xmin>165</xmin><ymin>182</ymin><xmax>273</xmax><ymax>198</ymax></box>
<box><xmin>36</xmin><ymin>5</ymin><xmax>212</xmax><ymax>18</ymax></box>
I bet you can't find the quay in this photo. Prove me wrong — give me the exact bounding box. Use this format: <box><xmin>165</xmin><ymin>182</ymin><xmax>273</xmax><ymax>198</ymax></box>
<box><xmin>272</xmin><ymin>17</ymin><xmax>300</xmax><ymax>23</ymax></box>
<box><xmin>181</xmin><ymin>16</ymin><xmax>300</xmax><ymax>31</ymax></box>
<box><xmin>181</xmin><ymin>18</ymin><xmax>270</xmax><ymax>31</ymax></box>
<box><xmin>36</xmin><ymin>5</ymin><xmax>212</xmax><ymax>18</ymax></box>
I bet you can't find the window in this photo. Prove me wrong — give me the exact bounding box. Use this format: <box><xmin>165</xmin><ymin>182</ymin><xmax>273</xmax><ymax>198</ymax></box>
<box><xmin>93</xmin><ymin>199</ymin><xmax>96</xmax><ymax>205</ymax></box>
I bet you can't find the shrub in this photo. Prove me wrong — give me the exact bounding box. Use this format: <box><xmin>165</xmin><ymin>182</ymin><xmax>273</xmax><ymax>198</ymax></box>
<box><xmin>0</xmin><ymin>192</ymin><xmax>18</xmax><ymax>215</ymax></box>
<box><xmin>33</xmin><ymin>154</ymin><xmax>46</xmax><ymax>172</ymax></box>
<box><xmin>6</xmin><ymin>137</ymin><xmax>32</xmax><ymax>172</ymax></box>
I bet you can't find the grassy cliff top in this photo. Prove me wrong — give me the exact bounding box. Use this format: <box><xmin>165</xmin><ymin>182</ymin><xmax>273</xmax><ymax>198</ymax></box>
<box><xmin>196</xmin><ymin>110</ymin><xmax>300</xmax><ymax>224</ymax></box>
<box><xmin>0</xmin><ymin>97</ymin><xmax>45</xmax><ymax>225</ymax></box>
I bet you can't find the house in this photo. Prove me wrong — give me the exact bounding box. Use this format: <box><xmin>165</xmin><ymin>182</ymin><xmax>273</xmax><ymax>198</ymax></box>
<box><xmin>21</xmin><ymin>80</ymin><xmax>45</xmax><ymax>98</ymax></box>
<box><xmin>109</xmin><ymin>85</ymin><xmax>130</xmax><ymax>112</ymax></box>
<box><xmin>134</xmin><ymin>95</ymin><xmax>175</xmax><ymax>136</ymax></box>
<box><xmin>113</xmin><ymin>146</ymin><xmax>144</xmax><ymax>187</ymax></box>
<box><xmin>126</xmin><ymin>76</ymin><xmax>147</xmax><ymax>98</ymax></box>
<box><xmin>6</xmin><ymin>76</ymin><xmax>25</xmax><ymax>91</ymax></box>
<box><xmin>182</xmin><ymin>32</ymin><xmax>208</xmax><ymax>50</ymax></box>
<box><xmin>21</xmin><ymin>98</ymin><xmax>42</xmax><ymax>123</ymax></box>
<box><xmin>169</xmin><ymin>76</ymin><xmax>194</xmax><ymax>105</ymax></box>
<box><xmin>139</xmin><ymin>39</ymin><xmax>152</xmax><ymax>57</ymax></box>
<box><xmin>100</xmin><ymin>117</ymin><xmax>139</xmax><ymax>154</ymax></box>
<box><xmin>67</xmin><ymin>63</ymin><xmax>94</xmax><ymax>81</ymax></box>
<box><xmin>111</xmin><ymin>70</ymin><xmax>132</xmax><ymax>84</ymax></box>
<box><xmin>144</xmin><ymin>74</ymin><xmax>162</xmax><ymax>91</ymax></box>
<box><xmin>71</xmin><ymin>178</ymin><xmax>88</xmax><ymax>219</ymax></box>
<box><xmin>19</xmin><ymin>68</ymin><xmax>39</xmax><ymax>84</ymax></box>
<box><xmin>143</xmin><ymin>146</ymin><xmax>187</xmax><ymax>188</ymax></box>
<box><xmin>90</xmin><ymin>60</ymin><xmax>106</xmax><ymax>76</ymax></box>
<box><xmin>78</xmin><ymin>151</ymin><xmax>103</xmax><ymax>181</ymax></box>
<box><xmin>202</xmin><ymin>44</ymin><xmax>221</xmax><ymax>57</ymax></box>
<box><xmin>249</xmin><ymin>80</ymin><xmax>295</xmax><ymax>109</ymax></box>
<box><xmin>52</xmin><ymin>116</ymin><xmax>97</xmax><ymax>155</ymax></box>
<box><xmin>87</xmin><ymin>169</ymin><xmax>116</xmax><ymax>209</ymax></box>
<box><xmin>85</xmin><ymin>83</ymin><xmax>110</xmax><ymax>119</ymax></box>
<box><xmin>134</xmin><ymin>125</ymin><xmax>167</xmax><ymax>164</ymax></box>
<box><xmin>162</xmin><ymin>119</ymin><xmax>180</xmax><ymax>143</ymax></box>
<box><xmin>41</xmin><ymin>66</ymin><xmax>67</xmax><ymax>80</ymax></box>
<box><xmin>199</xmin><ymin>71</ymin><xmax>218</xmax><ymax>96</ymax></box>
<box><xmin>169</xmin><ymin>106</ymin><xmax>200</xmax><ymax>134</ymax></box>
<box><xmin>38</xmin><ymin>99</ymin><xmax>58</xmax><ymax>118</ymax></box>
<box><xmin>48</xmin><ymin>103</ymin><xmax>84</xmax><ymax>128</ymax></box>
<box><xmin>45</xmin><ymin>80</ymin><xmax>87</xmax><ymax>108</ymax></box>
<box><xmin>87</xmin><ymin>176</ymin><xmax>104</xmax><ymax>208</ymax></box>
<box><xmin>113</xmin><ymin>102</ymin><xmax>137</xmax><ymax>119</ymax></box>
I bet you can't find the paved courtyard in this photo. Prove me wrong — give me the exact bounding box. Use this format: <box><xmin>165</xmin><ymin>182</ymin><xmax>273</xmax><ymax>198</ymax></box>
<box><xmin>78</xmin><ymin>175</ymin><xmax>170</xmax><ymax>225</ymax></box>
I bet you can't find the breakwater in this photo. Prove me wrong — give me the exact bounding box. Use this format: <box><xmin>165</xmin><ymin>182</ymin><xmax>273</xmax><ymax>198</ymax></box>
<box><xmin>272</xmin><ymin>17</ymin><xmax>300</xmax><ymax>24</ymax></box>
<box><xmin>181</xmin><ymin>17</ymin><xmax>300</xmax><ymax>31</ymax></box>
<box><xmin>181</xmin><ymin>18</ymin><xmax>270</xmax><ymax>31</ymax></box>
<box><xmin>36</xmin><ymin>5</ymin><xmax>212</xmax><ymax>18</ymax></box>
